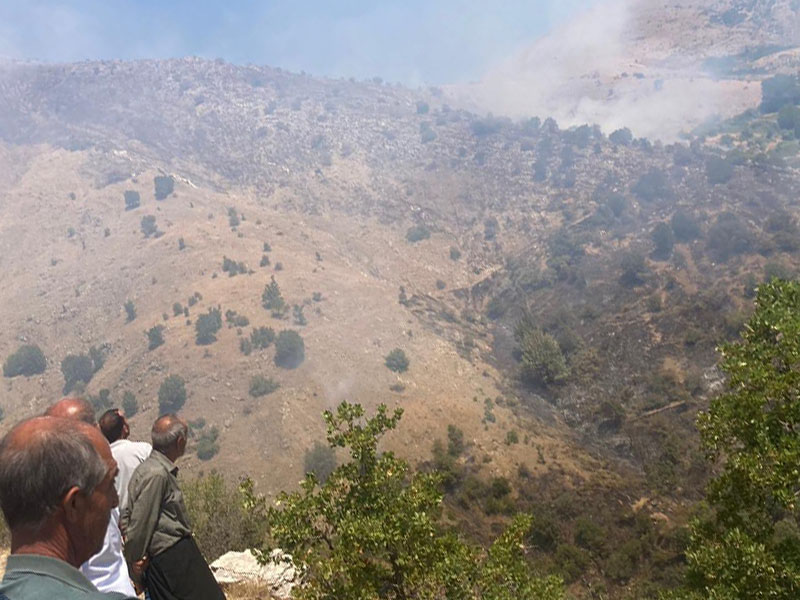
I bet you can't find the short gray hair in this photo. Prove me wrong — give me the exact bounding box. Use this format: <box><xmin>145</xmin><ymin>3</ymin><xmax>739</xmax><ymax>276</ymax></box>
<box><xmin>151</xmin><ymin>414</ymin><xmax>188</xmax><ymax>452</ymax></box>
<box><xmin>0</xmin><ymin>419</ymin><xmax>107</xmax><ymax>531</ymax></box>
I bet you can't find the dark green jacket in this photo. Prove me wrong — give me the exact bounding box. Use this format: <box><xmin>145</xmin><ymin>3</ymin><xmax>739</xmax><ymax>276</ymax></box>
<box><xmin>122</xmin><ymin>450</ymin><xmax>191</xmax><ymax>566</ymax></box>
<box><xmin>0</xmin><ymin>554</ymin><xmax>135</xmax><ymax>600</ymax></box>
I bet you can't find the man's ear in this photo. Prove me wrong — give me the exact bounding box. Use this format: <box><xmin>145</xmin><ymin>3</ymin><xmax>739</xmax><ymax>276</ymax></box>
<box><xmin>61</xmin><ymin>486</ymin><xmax>84</xmax><ymax>524</ymax></box>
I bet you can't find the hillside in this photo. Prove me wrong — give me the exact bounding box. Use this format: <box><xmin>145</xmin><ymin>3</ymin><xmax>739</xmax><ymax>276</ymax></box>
<box><xmin>1</xmin><ymin>11</ymin><xmax>800</xmax><ymax>595</ymax></box>
<box><xmin>445</xmin><ymin>0</ymin><xmax>800</xmax><ymax>140</ymax></box>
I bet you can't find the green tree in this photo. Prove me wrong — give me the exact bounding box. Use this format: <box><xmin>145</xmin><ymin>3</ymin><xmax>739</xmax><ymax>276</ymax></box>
<box><xmin>516</xmin><ymin>322</ymin><xmax>568</xmax><ymax>386</ymax></box>
<box><xmin>154</xmin><ymin>175</ymin><xmax>174</xmax><ymax>200</ymax></box>
<box><xmin>140</xmin><ymin>215</ymin><xmax>158</xmax><ymax>238</ymax></box>
<box><xmin>158</xmin><ymin>375</ymin><xmax>186</xmax><ymax>414</ymax></box>
<box><xmin>632</xmin><ymin>168</ymin><xmax>671</xmax><ymax>203</ymax></box>
<box><xmin>124</xmin><ymin>190</ymin><xmax>140</xmax><ymax>211</ymax></box>
<box><xmin>705</xmin><ymin>156</ymin><xmax>734</xmax><ymax>185</ymax></box>
<box><xmin>678</xmin><ymin>280</ymin><xmax>800</xmax><ymax>599</ymax></box>
<box><xmin>146</xmin><ymin>325</ymin><xmax>165</xmax><ymax>350</ymax></box>
<box><xmin>250</xmin><ymin>326</ymin><xmax>275</xmax><ymax>349</ymax></box>
<box><xmin>262</xmin><ymin>276</ymin><xmax>286</xmax><ymax>316</ymax></box>
<box><xmin>3</xmin><ymin>345</ymin><xmax>46</xmax><ymax>378</ymax></box>
<box><xmin>124</xmin><ymin>300</ymin><xmax>136</xmax><ymax>322</ymax></box>
<box><xmin>61</xmin><ymin>354</ymin><xmax>95</xmax><ymax>394</ymax></box>
<box><xmin>671</xmin><ymin>210</ymin><xmax>701</xmax><ymax>242</ymax></box>
<box><xmin>248</xmin><ymin>402</ymin><xmax>564</xmax><ymax>600</ymax></box>
<box><xmin>274</xmin><ymin>330</ymin><xmax>304</xmax><ymax>369</ymax></box>
<box><xmin>249</xmin><ymin>375</ymin><xmax>279</xmax><ymax>398</ymax></box>
<box><xmin>384</xmin><ymin>348</ymin><xmax>409</xmax><ymax>373</ymax></box>
<box><xmin>651</xmin><ymin>222</ymin><xmax>675</xmax><ymax>260</ymax></box>
<box><xmin>406</xmin><ymin>224</ymin><xmax>431</xmax><ymax>243</ymax></box>
<box><xmin>303</xmin><ymin>441</ymin><xmax>337</xmax><ymax>484</ymax></box>
<box><xmin>195</xmin><ymin>308</ymin><xmax>222</xmax><ymax>345</ymax></box>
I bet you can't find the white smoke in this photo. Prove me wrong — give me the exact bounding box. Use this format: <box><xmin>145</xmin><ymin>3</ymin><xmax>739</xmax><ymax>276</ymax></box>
<box><xmin>443</xmin><ymin>0</ymin><xmax>766</xmax><ymax>141</ymax></box>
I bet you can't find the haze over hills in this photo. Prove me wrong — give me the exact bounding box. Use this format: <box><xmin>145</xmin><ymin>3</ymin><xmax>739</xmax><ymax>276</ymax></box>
<box><xmin>2</xmin><ymin>0</ymin><xmax>800</xmax><ymax>595</ymax></box>
<box><xmin>446</xmin><ymin>0</ymin><xmax>800</xmax><ymax>140</ymax></box>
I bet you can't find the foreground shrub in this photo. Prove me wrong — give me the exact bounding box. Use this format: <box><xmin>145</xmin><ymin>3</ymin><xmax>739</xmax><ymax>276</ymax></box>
<box><xmin>3</xmin><ymin>345</ymin><xmax>46</xmax><ymax>378</ymax></box>
<box><xmin>183</xmin><ymin>472</ymin><xmax>266</xmax><ymax>562</ymax></box>
<box><xmin>246</xmin><ymin>402</ymin><xmax>565</xmax><ymax>599</ymax></box>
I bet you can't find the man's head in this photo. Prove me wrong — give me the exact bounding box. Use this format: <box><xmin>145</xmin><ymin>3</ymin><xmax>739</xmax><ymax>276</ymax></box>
<box><xmin>99</xmin><ymin>408</ymin><xmax>128</xmax><ymax>443</ymax></box>
<box><xmin>151</xmin><ymin>414</ymin><xmax>188</xmax><ymax>460</ymax></box>
<box><xmin>45</xmin><ymin>397</ymin><xmax>96</xmax><ymax>426</ymax></box>
<box><xmin>0</xmin><ymin>417</ymin><xmax>118</xmax><ymax>565</ymax></box>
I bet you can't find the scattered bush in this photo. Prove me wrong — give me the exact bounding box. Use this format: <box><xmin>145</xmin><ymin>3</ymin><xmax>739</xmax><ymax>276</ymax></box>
<box><xmin>632</xmin><ymin>168</ymin><xmax>671</xmax><ymax>203</ymax></box>
<box><xmin>140</xmin><ymin>215</ymin><xmax>158</xmax><ymax>238</ymax></box>
<box><xmin>671</xmin><ymin>210</ymin><xmax>702</xmax><ymax>241</ymax></box>
<box><xmin>517</xmin><ymin>324</ymin><xmax>568</xmax><ymax>385</ymax></box>
<box><xmin>124</xmin><ymin>300</ymin><xmax>136</xmax><ymax>322</ymax></box>
<box><xmin>250</xmin><ymin>326</ymin><xmax>276</xmax><ymax>349</ymax></box>
<box><xmin>303</xmin><ymin>441</ymin><xmax>337</xmax><ymax>483</ymax></box>
<box><xmin>262</xmin><ymin>277</ymin><xmax>286</xmax><ymax>316</ymax></box>
<box><xmin>619</xmin><ymin>251</ymin><xmax>648</xmax><ymax>287</ymax></box>
<box><xmin>122</xmin><ymin>391</ymin><xmax>138</xmax><ymax>417</ymax></box>
<box><xmin>183</xmin><ymin>473</ymin><xmax>266</xmax><ymax>562</ymax></box>
<box><xmin>195</xmin><ymin>308</ymin><xmax>223</xmax><ymax>345</ymax></box>
<box><xmin>124</xmin><ymin>190</ymin><xmax>140</xmax><ymax>211</ymax></box>
<box><xmin>196</xmin><ymin>426</ymin><xmax>220</xmax><ymax>461</ymax></box>
<box><xmin>158</xmin><ymin>375</ymin><xmax>186</xmax><ymax>414</ymax></box>
<box><xmin>239</xmin><ymin>338</ymin><xmax>253</xmax><ymax>356</ymax></box>
<box><xmin>651</xmin><ymin>222</ymin><xmax>675</xmax><ymax>260</ymax></box>
<box><xmin>221</xmin><ymin>257</ymin><xmax>247</xmax><ymax>277</ymax></box>
<box><xmin>707</xmin><ymin>212</ymin><xmax>754</xmax><ymax>262</ymax></box>
<box><xmin>705</xmin><ymin>156</ymin><xmax>734</xmax><ymax>185</ymax></box>
<box><xmin>449</xmin><ymin>246</ymin><xmax>461</xmax><ymax>260</ymax></box>
<box><xmin>249</xmin><ymin>375</ymin><xmax>279</xmax><ymax>397</ymax></box>
<box><xmin>173</xmin><ymin>302</ymin><xmax>183</xmax><ymax>317</ymax></box>
<box><xmin>146</xmin><ymin>325</ymin><xmax>165</xmax><ymax>350</ymax></box>
<box><xmin>406</xmin><ymin>224</ymin><xmax>431</xmax><ymax>243</ymax></box>
<box><xmin>384</xmin><ymin>348</ymin><xmax>409</xmax><ymax>373</ymax></box>
<box><xmin>274</xmin><ymin>330</ymin><xmax>305</xmax><ymax>369</ymax></box>
<box><xmin>609</xmin><ymin>127</ymin><xmax>633</xmax><ymax>146</ymax></box>
<box><xmin>760</xmin><ymin>74</ymin><xmax>800</xmax><ymax>113</ymax></box>
<box><xmin>3</xmin><ymin>345</ymin><xmax>46</xmax><ymax>378</ymax></box>
<box><xmin>154</xmin><ymin>175</ymin><xmax>174</xmax><ymax>200</ymax></box>
<box><xmin>61</xmin><ymin>354</ymin><xmax>95</xmax><ymax>394</ymax></box>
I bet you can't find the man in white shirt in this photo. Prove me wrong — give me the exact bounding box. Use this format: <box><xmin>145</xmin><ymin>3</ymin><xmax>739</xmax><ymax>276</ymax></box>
<box><xmin>79</xmin><ymin>408</ymin><xmax>152</xmax><ymax>595</ymax></box>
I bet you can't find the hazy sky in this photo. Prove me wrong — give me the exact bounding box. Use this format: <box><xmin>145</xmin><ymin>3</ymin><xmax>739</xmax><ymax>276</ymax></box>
<box><xmin>0</xmin><ymin>0</ymin><xmax>597</xmax><ymax>85</ymax></box>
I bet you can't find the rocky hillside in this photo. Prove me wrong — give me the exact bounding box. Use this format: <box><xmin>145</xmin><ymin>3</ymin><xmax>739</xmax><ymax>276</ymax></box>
<box><xmin>445</xmin><ymin>0</ymin><xmax>800</xmax><ymax>140</ymax></box>
<box><xmin>1</xmin><ymin>6</ymin><xmax>800</xmax><ymax>594</ymax></box>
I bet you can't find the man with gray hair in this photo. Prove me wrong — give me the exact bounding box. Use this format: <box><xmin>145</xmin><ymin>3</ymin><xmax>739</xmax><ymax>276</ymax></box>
<box><xmin>0</xmin><ymin>416</ymin><xmax>136</xmax><ymax>599</ymax></box>
<box><xmin>123</xmin><ymin>414</ymin><xmax>225</xmax><ymax>600</ymax></box>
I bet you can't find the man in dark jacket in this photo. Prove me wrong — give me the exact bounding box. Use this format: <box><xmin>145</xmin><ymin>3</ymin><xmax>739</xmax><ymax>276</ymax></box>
<box><xmin>123</xmin><ymin>413</ymin><xmax>225</xmax><ymax>600</ymax></box>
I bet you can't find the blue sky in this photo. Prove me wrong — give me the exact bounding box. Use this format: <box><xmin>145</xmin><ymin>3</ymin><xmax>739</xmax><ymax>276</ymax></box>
<box><xmin>0</xmin><ymin>0</ymin><xmax>596</xmax><ymax>85</ymax></box>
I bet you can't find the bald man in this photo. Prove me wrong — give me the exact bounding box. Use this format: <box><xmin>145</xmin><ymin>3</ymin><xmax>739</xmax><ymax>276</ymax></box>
<box><xmin>123</xmin><ymin>414</ymin><xmax>225</xmax><ymax>600</ymax></box>
<box><xmin>45</xmin><ymin>397</ymin><xmax>96</xmax><ymax>425</ymax></box>
<box><xmin>0</xmin><ymin>416</ymin><xmax>135</xmax><ymax>599</ymax></box>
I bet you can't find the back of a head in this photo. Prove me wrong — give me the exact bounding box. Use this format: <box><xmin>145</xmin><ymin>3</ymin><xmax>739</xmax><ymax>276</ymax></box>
<box><xmin>45</xmin><ymin>397</ymin><xmax>96</xmax><ymax>426</ymax></box>
<box><xmin>151</xmin><ymin>414</ymin><xmax>188</xmax><ymax>453</ymax></box>
<box><xmin>0</xmin><ymin>417</ymin><xmax>107</xmax><ymax>532</ymax></box>
<box><xmin>99</xmin><ymin>409</ymin><xmax>125</xmax><ymax>443</ymax></box>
